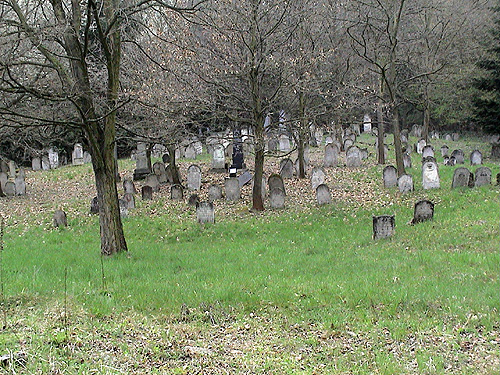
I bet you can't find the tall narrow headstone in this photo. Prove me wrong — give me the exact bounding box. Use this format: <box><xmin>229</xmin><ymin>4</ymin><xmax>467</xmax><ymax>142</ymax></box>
<box><xmin>403</xmin><ymin>153</ymin><xmax>412</xmax><ymax>169</ymax></box>
<box><xmin>123</xmin><ymin>193</ymin><xmax>135</xmax><ymax>209</ymax></box>
<box><xmin>72</xmin><ymin>143</ymin><xmax>84</xmax><ymax>165</ymax></box>
<box><xmin>212</xmin><ymin>144</ymin><xmax>226</xmax><ymax>170</ymax></box>
<box><xmin>123</xmin><ymin>179</ymin><xmax>137</xmax><ymax>194</ymax></box>
<box><xmin>90</xmin><ymin>197</ymin><xmax>99</xmax><ymax>214</ymax></box>
<box><xmin>0</xmin><ymin>172</ymin><xmax>7</xmax><ymax>191</ymax></box>
<box><xmin>48</xmin><ymin>149</ymin><xmax>59</xmax><ymax>169</ymax></box>
<box><xmin>422</xmin><ymin>160</ymin><xmax>440</xmax><ymax>189</ymax></box>
<box><xmin>153</xmin><ymin>161</ymin><xmax>168</xmax><ymax>184</ymax></box>
<box><xmin>187</xmin><ymin>165</ymin><xmax>202</xmax><ymax>191</ymax></box>
<box><xmin>416</xmin><ymin>139</ymin><xmax>426</xmax><ymax>154</ymax></box>
<box><xmin>225</xmin><ymin>177</ymin><xmax>240</xmax><ymax>201</ymax></box>
<box><xmin>14</xmin><ymin>174</ymin><xmax>26</xmax><ymax>195</ymax></box>
<box><xmin>32</xmin><ymin>157</ymin><xmax>41</xmax><ymax>171</ymax></box>
<box><xmin>231</xmin><ymin>129</ymin><xmax>244</xmax><ymax>169</ymax></box>
<box><xmin>133</xmin><ymin>142</ymin><xmax>152</xmax><ymax>180</ymax></box>
<box><xmin>324</xmin><ymin>144</ymin><xmax>339</xmax><ymax>167</ymax></box>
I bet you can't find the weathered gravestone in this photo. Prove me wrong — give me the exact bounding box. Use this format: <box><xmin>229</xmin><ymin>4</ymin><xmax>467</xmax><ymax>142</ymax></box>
<box><xmin>53</xmin><ymin>210</ymin><xmax>68</xmax><ymax>228</ymax></box>
<box><xmin>324</xmin><ymin>144</ymin><xmax>339</xmax><ymax>167</ymax></box>
<box><xmin>444</xmin><ymin>133</ymin><xmax>452</xmax><ymax>141</ymax></box>
<box><xmin>133</xmin><ymin>142</ymin><xmax>152</xmax><ymax>180</ymax></box>
<box><xmin>474</xmin><ymin>167</ymin><xmax>491</xmax><ymax>187</ymax></box>
<box><xmin>373</xmin><ymin>215</ymin><xmax>395</xmax><ymax>240</ymax></box>
<box><xmin>171</xmin><ymin>184</ymin><xmax>183</xmax><ymax>200</ymax></box>
<box><xmin>383</xmin><ymin>166</ymin><xmax>398</xmax><ymax>188</ymax></box>
<box><xmin>470</xmin><ymin>150</ymin><xmax>482</xmax><ymax>166</ymax></box>
<box><xmin>90</xmin><ymin>197</ymin><xmax>99</xmax><ymax>214</ymax></box>
<box><xmin>0</xmin><ymin>172</ymin><xmax>7</xmax><ymax>192</ymax></box>
<box><xmin>491</xmin><ymin>143</ymin><xmax>500</xmax><ymax>159</ymax></box>
<box><xmin>400</xmin><ymin>129</ymin><xmax>409</xmax><ymax>143</ymax></box>
<box><xmin>225</xmin><ymin>177</ymin><xmax>240</xmax><ymax>201</ymax></box>
<box><xmin>153</xmin><ymin>162</ymin><xmax>168</xmax><ymax>184</ymax></box>
<box><xmin>83</xmin><ymin>152</ymin><xmax>92</xmax><ymax>164</ymax></box>
<box><xmin>440</xmin><ymin>145</ymin><xmax>449</xmax><ymax>157</ymax></box>
<box><xmin>8</xmin><ymin>160</ymin><xmax>16</xmax><ymax>178</ymax></box>
<box><xmin>188</xmin><ymin>194</ymin><xmax>200</xmax><ymax>206</ymax></box>
<box><xmin>445</xmin><ymin>156</ymin><xmax>456</xmax><ymax>166</ymax></box>
<box><xmin>452</xmin><ymin>133</ymin><xmax>459</xmax><ymax>141</ymax></box>
<box><xmin>346</xmin><ymin>146</ymin><xmax>362</xmax><ymax>168</ymax></box>
<box><xmin>184</xmin><ymin>144</ymin><xmax>197</xmax><ymax>159</ymax></box>
<box><xmin>208</xmin><ymin>184</ymin><xmax>223</xmax><ymax>202</ymax></box>
<box><xmin>311</xmin><ymin>167</ymin><xmax>325</xmax><ymax>191</ymax></box>
<box><xmin>187</xmin><ymin>165</ymin><xmax>202</xmax><ymax>191</ymax></box>
<box><xmin>142</xmin><ymin>185</ymin><xmax>153</xmax><ymax>200</ymax></box>
<box><xmin>144</xmin><ymin>174</ymin><xmax>160</xmax><ymax>193</ymax></box>
<box><xmin>410</xmin><ymin>124</ymin><xmax>422</xmax><ymax>138</ymax></box>
<box><xmin>397</xmin><ymin>174</ymin><xmax>414</xmax><ymax>194</ymax></box>
<box><xmin>279</xmin><ymin>135</ymin><xmax>291</xmax><ymax>152</ymax></box>
<box><xmin>403</xmin><ymin>153</ymin><xmax>412</xmax><ymax>169</ymax></box>
<box><xmin>123</xmin><ymin>179</ymin><xmax>137</xmax><ymax>195</ymax></box>
<box><xmin>411</xmin><ymin>200</ymin><xmax>434</xmax><ymax>224</ymax></box>
<box><xmin>118</xmin><ymin>198</ymin><xmax>128</xmax><ymax>218</ymax></box>
<box><xmin>268</xmin><ymin>138</ymin><xmax>279</xmax><ymax>152</ymax></box>
<box><xmin>32</xmin><ymin>157</ymin><xmax>41</xmax><ymax>171</ymax></box>
<box><xmin>14</xmin><ymin>174</ymin><xmax>26</xmax><ymax>196</ymax></box>
<box><xmin>4</xmin><ymin>181</ymin><xmax>16</xmax><ymax>197</ymax></box>
<box><xmin>343</xmin><ymin>139</ymin><xmax>354</xmax><ymax>151</ymax></box>
<box><xmin>314</xmin><ymin>129</ymin><xmax>324</xmax><ymax>145</ymax></box>
<box><xmin>416</xmin><ymin>139</ymin><xmax>426</xmax><ymax>154</ymax></box>
<box><xmin>123</xmin><ymin>193</ymin><xmax>135</xmax><ymax>209</ymax></box>
<box><xmin>451</xmin><ymin>149</ymin><xmax>464</xmax><ymax>164</ymax></box>
<box><xmin>363</xmin><ymin>114</ymin><xmax>372</xmax><ymax>133</ymax></box>
<box><xmin>0</xmin><ymin>160</ymin><xmax>8</xmax><ymax>174</ymax></box>
<box><xmin>422</xmin><ymin>159</ymin><xmax>440</xmax><ymax>189</ymax></box>
<box><xmin>279</xmin><ymin>158</ymin><xmax>294</xmax><ymax>179</ymax></box>
<box><xmin>316</xmin><ymin>184</ymin><xmax>331</xmax><ymax>206</ymax></box>
<box><xmin>452</xmin><ymin>167</ymin><xmax>473</xmax><ymax>188</ymax></box>
<box><xmin>238</xmin><ymin>170</ymin><xmax>253</xmax><ymax>188</ymax></box>
<box><xmin>48</xmin><ymin>149</ymin><xmax>59</xmax><ymax>169</ymax></box>
<box><xmin>211</xmin><ymin>144</ymin><xmax>226</xmax><ymax>170</ymax></box>
<box><xmin>325</xmin><ymin>136</ymin><xmax>334</xmax><ymax>146</ymax></box>
<box><xmin>268</xmin><ymin>174</ymin><xmax>285</xmax><ymax>195</ymax></box>
<box><xmin>360</xmin><ymin>148</ymin><xmax>369</xmax><ymax>160</ymax></box>
<box><xmin>72</xmin><ymin>144</ymin><xmax>84</xmax><ymax>165</ymax></box>
<box><xmin>269</xmin><ymin>187</ymin><xmax>285</xmax><ymax>209</ymax></box>
<box><xmin>422</xmin><ymin>145</ymin><xmax>434</xmax><ymax>158</ymax></box>
<box><xmin>196</xmin><ymin>202</ymin><xmax>215</xmax><ymax>224</ymax></box>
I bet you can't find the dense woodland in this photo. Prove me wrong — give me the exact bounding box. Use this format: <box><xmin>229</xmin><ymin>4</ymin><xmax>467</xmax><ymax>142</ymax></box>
<box><xmin>0</xmin><ymin>0</ymin><xmax>498</xmax><ymax>254</ymax></box>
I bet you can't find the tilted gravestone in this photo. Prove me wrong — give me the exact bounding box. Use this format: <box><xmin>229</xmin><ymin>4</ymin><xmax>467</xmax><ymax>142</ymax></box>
<box><xmin>470</xmin><ymin>150</ymin><xmax>482</xmax><ymax>166</ymax></box>
<box><xmin>422</xmin><ymin>160</ymin><xmax>440</xmax><ymax>189</ymax></box>
<box><xmin>142</xmin><ymin>185</ymin><xmax>153</xmax><ymax>200</ymax></box>
<box><xmin>383</xmin><ymin>166</ymin><xmax>398</xmax><ymax>188</ymax></box>
<box><xmin>440</xmin><ymin>145</ymin><xmax>449</xmax><ymax>157</ymax></box>
<box><xmin>238</xmin><ymin>170</ymin><xmax>253</xmax><ymax>188</ymax></box>
<box><xmin>452</xmin><ymin>167</ymin><xmax>473</xmax><ymax>188</ymax></box>
<box><xmin>422</xmin><ymin>145</ymin><xmax>434</xmax><ymax>158</ymax></box>
<box><xmin>279</xmin><ymin>158</ymin><xmax>294</xmax><ymax>179</ymax></box>
<box><xmin>187</xmin><ymin>164</ymin><xmax>202</xmax><ymax>191</ymax></box>
<box><xmin>372</xmin><ymin>215</ymin><xmax>395</xmax><ymax>240</ymax></box>
<box><xmin>123</xmin><ymin>179</ymin><xmax>137</xmax><ymax>194</ymax></box>
<box><xmin>225</xmin><ymin>177</ymin><xmax>240</xmax><ymax>201</ymax></box>
<box><xmin>53</xmin><ymin>210</ymin><xmax>67</xmax><ymax>228</ymax></box>
<box><xmin>32</xmin><ymin>157</ymin><xmax>41</xmax><ymax>171</ymax></box>
<box><xmin>4</xmin><ymin>181</ymin><xmax>16</xmax><ymax>197</ymax></box>
<box><xmin>403</xmin><ymin>153</ymin><xmax>412</xmax><ymax>169</ymax></box>
<box><xmin>474</xmin><ymin>167</ymin><xmax>491</xmax><ymax>187</ymax></box>
<box><xmin>269</xmin><ymin>187</ymin><xmax>285</xmax><ymax>209</ymax></box>
<box><xmin>188</xmin><ymin>194</ymin><xmax>200</xmax><ymax>206</ymax></box>
<box><xmin>268</xmin><ymin>174</ymin><xmax>285</xmax><ymax>195</ymax></box>
<box><xmin>196</xmin><ymin>202</ymin><xmax>215</xmax><ymax>224</ymax></box>
<box><xmin>397</xmin><ymin>174</ymin><xmax>414</xmax><ymax>194</ymax></box>
<box><xmin>324</xmin><ymin>144</ymin><xmax>339</xmax><ymax>167</ymax></box>
<box><xmin>153</xmin><ymin>162</ymin><xmax>168</xmax><ymax>184</ymax></box>
<box><xmin>90</xmin><ymin>197</ymin><xmax>99</xmax><ymax>214</ymax></box>
<box><xmin>450</xmin><ymin>149</ymin><xmax>464</xmax><ymax>164</ymax></box>
<box><xmin>411</xmin><ymin>200</ymin><xmax>434</xmax><ymax>224</ymax></box>
<box><xmin>316</xmin><ymin>184</ymin><xmax>331</xmax><ymax>206</ymax></box>
<box><xmin>346</xmin><ymin>146</ymin><xmax>362</xmax><ymax>168</ymax></box>
<box><xmin>72</xmin><ymin>143</ymin><xmax>84</xmax><ymax>165</ymax></box>
<box><xmin>123</xmin><ymin>193</ymin><xmax>135</xmax><ymax>209</ymax></box>
<box><xmin>208</xmin><ymin>184</ymin><xmax>223</xmax><ymax>202</ymax></box>
<box><xmin>171</xmin><ymin>184</ymin><xmax>184</xmax><ymax>200</ymax></box>
<box><xmin>144</xmin><ymin>174</ymin><xmax>160</xmax><ymax>192</ymax></box>
<box><xmin>311</xmin><ymin>167</ymin><xmax>326</xmax><ymax>191</ymax></box>
<box><xmin>41</xmin><ymin>156</ymin><xmax>50</xmax><ymax>171</ymax></box>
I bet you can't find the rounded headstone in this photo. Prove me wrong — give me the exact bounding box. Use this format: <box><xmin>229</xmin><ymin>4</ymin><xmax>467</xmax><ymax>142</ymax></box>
<box><xmin>208</xmin><ymin>184</ymin><xmax>223</xmax><ymax>202</ymax></box>
<box><xmin>474</xmin><ymin>167</ymin><xmax>491</xmax><ymax>187</ymax></box>
<box><xmin>411</xmin><ymin>200</ymin><xmax>434</xmax><ymax>224</ymax></box>
<box><xmin>316</xmin><ymin>184</ymin><xmax>331</xmax><ymax>206</ymax></box>
<box><xmin>383</xmin><ymin>166</ymin><xmax>398</xmax><ymax>188</ymax></box>
<box><xmin>279</xmin><ymin>158</ymin><xmax>294</xmax><ymax>179</ymax></box>
<box><xmin>397</xmin><ymin>174</ymin><xmax>414</xmax><ymax>194</ymax></box>
<box><xmin>53</xmin><ymin>210</ymin><xmax>68</xmax><ymax>228</ymax></box>
<box><xmin>171</xmin><ymin>184</ymin><xmax>184</xmax><ymax>200</ymax></box>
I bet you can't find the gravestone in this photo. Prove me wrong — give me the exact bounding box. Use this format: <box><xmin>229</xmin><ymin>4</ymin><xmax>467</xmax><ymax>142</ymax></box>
<box><xmin>474</xmin><ymin>167</ymin><xmax>491</xmax><ymax>187</ymax></box>
<box><xmin>144</xmin><ymin>174</ymin><xmax>160</xmax><ymax>192</ymax></box>
<box><xmin>372</xmin><ymin>215</ymin><xmax>395</xmax><ymax>240</ymax></box>
<box><xmin>492</xmin><ymin>143</ymin><xmax>500</xmax><ymax>159</ymax></box>
<box><xmin>162</xmin><ymin>153</ymin><xmax>170</xmax><ymax>164</ymax></box>
<box><xmin>142</xmin><ymin>185</ymin><xmax>153</xmax><ymax>200</ymax></box>
<box><xmin>238</xmin><ymin>170</ymin><xmax>253</xmax><ymax>188</ymax></box>
<box><xmin>72</xmin><ymin>144</ymin><xmax>84</xmax><ymax>165</ymax></box>
<box><xmin>212</xmin><ymin>144</ymin><xmax>226</xmax><ymax>170</ymax></box>
<box><xmin>119</xmin><ymin>198</ymin><xmax>128</xmax><ymax>218</ymax></box>
<box><xmin>416</xmin><ymin>139</ymin><xmax>426</xmax><ymax>154</ymax></box>
<box><xmin>243</xmin><ymin>139</ymin><xmax>254</xmax><ymax>157</ymax></box>
<box><xmin>400</xmin><ymin>130</ymin><xmax>409</xmax><ymax>143</ymax></box>
<box><xmin>208</xmin><ymin>184</ymin><xmax>223</xmax><ymax>202</ymax></box>
<box><xmin>422</xmin><ymin>145</ymin><xmax>434</xmax><ymax>158</ymax></box>
<box><xmin>446</xmin><ymin>156</ymin><xmax>456</xmax><ymax>166</ymax></box>
<box><xmin>14</xmin><ymin>174</ymin><xmax>26</xmax><ymax>195</ymax></box>
<box><xmin>363</xmin><ymin>114</ymin><xmax>372</xmax><ymax>133</ymax></box>
<box><xmin>153</xmin><ymin>162</ymin><xmax>168</xmax><ymax>184</ymax></box>
<box><xmin>324</xmin><ymin>144</ymin><xmax>339</xmax><ymax>167</ymax></box>
<box><xmin>316</xmin><ymin>184</ymin><xmax>331</xmax><ymax>206</ymax></box>
<box><xmin>83</xmin><ymin>151</ymin><xmax>92</xmax><ymax>164</ymax></box>
<box><xmin>445</xmin><ymin>134</ymin><xmax>452</xmax><ymax>141</ymax></box>
<box><xmin>123</xmin><ymin>179</ymin><xmax>137</xmax><ymax>194</ymax></box>
<box><xmin>4</xmin><ymin>181</ymin><xmax>16</xmax><ymax>197</ymax></box>
<box><xmin>450</xmin><ymin>149</ymin><xmax>464</xmax><ymax>164</ymax></box>
<box><xmin>231</xmin><ymin>129</ymin><xmax>245</xmax><ymax>169</ymax></box>
<box><xmin>8</xmin><ymin>160</ymin><xmax>16</xmax><ymax>178</ymax></box>
<box><xmin>403</xmin><ymin>153</ymin><xmax>412</xmax><ymax>169</ymax></box>
<box><xmin>440</xmin><ymin>145</ymin><xmax>449</xmax><ymax>157</ymax></box>
<box><xmin>123</xmin><ymin>193</ymin><xmax>135</xmax><ymax>209</ymax></box>
<box><xmin>346</xmin><ymin>146</ymin><xmax>362</xmax><ymax>168</ymax></box>
<box><xmin>311</xmin><ymin>167</ymin><xmax>326</xmax><ymax>191</ymax></box>
<box><xmin>343</xmin><ymin>138</ymin><xmax>354</xmax><ymax>151</ymax></box>
<box><xmin>470</xmin><ymin>150</ymin><xmax>482</xmax><ymax>165</ymax></box>
<box><xmin>411</xmin><ymin>200</ymin><xmax>434</xmax><ymax>224</ymax></box>
<box><xmin>225</xmin><ymin>177</ymin><xmax>240</xmax><ymax>201</ymax></box>
<box><xmin>196</xmin><ymin>202</ymin><xmax>215</xmax><ymax>224</ymax></box>
<box><xmin>171</xmin><ymin>184</ymin><xmax>184</xmax><ymax>200</ymax></box>
<box><xmin>53</xmin><ymin>210</ymin><xmax>68</xmax><ymax>228</ymax></box>
<box><xmin>279</xmin><ymin>158</ymin><xmax>294</xmax><ymax>179</ymax></box>
<box><xmin>188</xmin><ymin>194</ymin><xmax>200</xmax><ymax>206</ymax></box>
<box><xmin>269</xmin><ymin>187</ymin><xmax>285</xmax><ymax>209</ymax></box>
<box><xmin>397</xmin><ymin>174</ymin><xmax>414</xmax><ymax>194</ymax></box>
<box><xmin>315</xmin><ymin>129</ymin><xmax>324</xmax><ymax>145</ymax></box>
<box><xmin>184</xmin><ymin>144</ymin><xmax>197</xmax><ymax>159</ymax></box>
<box><xmin>0</xmin><ymin>160</ymin><xmax>8</xmax><ymax>173</ymax></box>
<box><xmin>48</xmin><ymin>149</ymin><xmax>59</xmax><ymax>169</ymax></box>
<box><xmin>452</xmin><ymin>133</ymin><xmax>459</xmax><ymax>141</ymax></box>
<box><xmin>360</xmin><ymin>148</ymin><xmax>369</xmax><ymax>160</ymax></box>
<box><xmin>187</xmin><ymin>165</ymin><xmax>202</xmax><ymax>191</ymax></box>
<box><xmin>90</xmin><ymin>197</ymin><xmax>99</xmax><ymax>214</ymax></box>
<box><xmin>133</xmin><ymin>142</ymin><xmax>152</xmax><ymax>180</ymax></box>
<box><xmin>194</xmin><ymin>141</ymin><xmax>203</xmax><ymax>156</ymax></box>
<box><xmin>268</xmin><ymin>138</ymin><xmax>279</xmax><ymax>152</ymax></box>
<box><xmin>422</xmin><ymin>160</ymin><xmax>440</xmax><ymax>189</ymax></box>
<box><xmin>325</xmin><ymin>136</ymin><xmax>334</xmax><ymax>146</ymax></box>
<box><xmin>0</xmin><ymin>172</ymin><xmax>7</xmax><ymax>191</ymax></box>
<box><xmin>383</xmin><ymin>166</ymin><xmax>398</xmax><ymax>188</ymax></box>
<box><xmin>279</xmin><ymin>134</ymin><xmax>291</xmax><ymax>152</ymax></box>
<box><xmin>32</xmin><ymin>157</ymin><xmax>41</xmax><ymax>171</ymax></box>
<box><xmin>268</xmin><ymin>174</ymin><xmax>285</xmax><ymax>195</ymax></box>
<box><xmin>410</xmin><ymin>124</ymin><xmax>422</xmax><ymax>138</ymax></box>
<box><xmin>452</xmin><ymin>167</ymin><xmax>473</xmax><ymax>188</ymax></box>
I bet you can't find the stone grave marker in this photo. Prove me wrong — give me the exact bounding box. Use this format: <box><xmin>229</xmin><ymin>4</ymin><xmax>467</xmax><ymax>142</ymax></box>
<box><xmin>133</xmin><ymin>142</ymin><xmax>152</xmax><ymax>180</ymax></box>
<box><xmin>0</xmin><ymin>172</ymin><xmax>7</xmax><ymax>191</ymax></box>
<box><xmin>470</xmin><ymin>150</ymin><xmax>482</xmax><ymax>165</ymax></box>
<box><xmin>145</xmin><ymin>174</ymin><xmax>160</xmax><ymax>192</ymax></box>
<box><xmin>360</xmin><ymin>148</ymin><xmax>369</xmax><ymax>160</ymax></box>
<box><xmin>212</xmin><ymin>144</ymin><xmax>226</xmax><ymax>170</ymax></box>
<box><xmin>14</xmin><ymin>174</ymin><xmax>26</xmax><ymax>195</ymax></box>
<box><xmin>48</xmin><ymin>149</ymin><xmax>59</xmax><ymax>169</ymax></box>
<box><xmin>269</xmin><ymin>187</ymin><xmax>285</xmax><ymax>209</ymax></box>
<box><xmin>268</xmin><ymin>138</ymin><xmax>279</xmax><ymax>152</ymax></box>
<box><xmin>268</xmin><ymin>174</ymin><xmax>285</xmax><ymax>195</ymax></box>
<box><xmin>422</xmin><ymin>160</ymin><xmax>440</xmax><ymax>189</ymax></box>
<box><xmin>444</xmin><ymin>134</ymin><xmax>452</xmax><ymax>141</ymax></box>
<box><xmin>208</xmin><ymin>184</ymin><xmax>223</xmax><ymax>202</ymax></box>
<box><xmin>184</xmin><ymin>144</ymin><xmax>197</xmax><ymax>159</ymax></box>
<box><xmin>441</xmin><ymin>145</ymin><xmax>449</xmax><ymax>157</ymax></box>
<box><xmin>187</xmin><ymin>164</ymin><xmax>202</xmax><ymax>191</ymax></box>
<box><xmin>451</xmin><ymin>149</ymin><xmax>464</xmax><ymax>164</ymax></box>
<box><xmin>142</xmin><ymin>185</ymin><xmax>153</xmax><ymax>200</ymax></box>
<box><xmin>373</xmin><ymin>215</ymin><xmax>395</xmax><ymax>240</ymax></box>
<box><xmin>316</xmin><ymin>184</ymin><xmax>331</xmax><ymax>206</ymax></box>
<box><xmin>311</xmin><ymin>167</ymin><xmax>325</xmax><ymax>191</ymax></box>
<box><xmin>400</xmin><ymin>130</ymin><xmax>409</xmax><ymax>143</ymax></box>
<box><xmin>8</xmin><ymin>160</ymin><xmax>16</xmax><ymax>178</ymax></box>
<box><xmin>119</xmin><ymin>198</ymin><xmax>128</xmax><ymax>218</ymax></box>
<box><xmin>0</xmin><ymin>160</ymin><xmax>8</xmax><ymax>173</ymax></box>
<box><xmin>324</xmin><ymin>144</ymin><xmax>339</xmax><ymax>167</ymax></box>
<box><xmin>72</xmin><ymin>144</ymin><xmax>84</xmax><ymax>165</ymax></box>
<box><xmin>123</xmin><ymin>193</ymin><xmax>135</xmax><ymax>209</ymax></box>
<box><xmin>315</xmin><ymin>129</ymin><xmax>323</xmax><ymax>145</ymax></box>
<box><xmin>196</xmin><ymin>202</ymin><xmax>215</xmax><ymax>224</ymax></box>
<box><xmin>32</xmin><ymin>157</ymin><xmax>41</xmax><ymax>171</ymax></box>
<box><xmin>416</xmin><ymin>139</ymin><xmax>426</xmax><ymax>154</ymax></box>
<box><xmin>452</xmin><ymin>167</ymin><xmax>473</xmax><ymax>188</ymax></box>
<box><xmin>279</xmin><ymin>134</ymin><xmax>291</xmax><ymax>152</ymax></box>
<box><xmin>90</xmin><ymin>197</ymin><xmax>99</xmax><ymax>214</ymax></box>
<box><xmin>279</xmin><ymin>158</ymin><xmax>294</xmax><ymax>179</ymax></box>
<box><xmin>4</xmin><ymin>181</ymin><xmax>16</xmax><ymax>197</ymax></box>
<box><xmin>410</xmin><ymin>124</ymin><xmax>422</xmax><ymax>138</ymax></box>
<box><xmin>474</xmin><ymin>167</ymin><xmax>491</xmax><ymax>187</ymax></box>
<box><xmin>123</xmin><ymin>179</ymin><xmax>137</xmax><ymax>194</ymax></box>
<box><xmin>346</xmin><ymin>146</ymin><xmax>362</xmax><ymax>168</ymax></box>
<box><xmin>397</xmin><ymin>174</ymin><xmax>414</xmax><ymax>194</ymax></box>
<box><xmin>325</xmin><ymin>136</ymin><xmax>334</xmax><ymax>145</ymax></box>
<box><xmin>363</xmin><ymin>114</ymin><xmax>372</xmax><ymax>133</ymax></box>
<box><xmin>422</xmin><ymin>145</ymin><xmax>434</xmax><ymax>158</ymax></box>
<box><xmin>225</xmin><ymin>177</ymin><xmax>240</xmax><ymax>201</ymax></box>
<box><xmin>492</xmin><ymin>143</ymin><xmax>500</xmax><ymax>159</ymax></box>
<box><xmin>446</xmin><ymin>156</ymin><xmax>456</xmax><ymax>166</ymax></box>
<box><xmin>411</xmin><ymin>200</ymin><xmax>434</xmax><ymax>224</ymax></box>
<box><xmin>238</xmin><ymin>170</ymin><xmax>253</xmax><ymax>188</ymax></box>
<box><xmin>343</xmin><ymin>138</ymin><xmax>354</xmax><ymax>151</ymax></box>
<box><xmin>452</xmin><ymin>133</ymin><xmax>459</xmax><ymax>141</ymax></box>
<box><xmin>171</xmin><ymin>184</ymin><xmax>184</xmax><ymax>200</ymax></box>
<box><xmin>83</xmin><ymin>152</ymin><xmax>92</xmax><ymax>164</ymax></box>
<box><xmin>162</xmin><ymin>153</ymin><xmax>170</xmax><ymax>164</ymax></box>
<box><xmin>53</xmin><ymin>210</ymin><xmax>67</xmax><ymax>228</ymax></box>
<box><xmin>188</xmin><ymin>194</ymin><xmax>200</xmax><ymax>206</ymax></box>
<box><xmin>383</xmin><ymin>166</ymin><xmax>398</xmax><ymax>188</ymax></box>
<box><xmin>403</xmin><ymin>153</ymin><xmax>412</xmax><ymax>169</ymax></box>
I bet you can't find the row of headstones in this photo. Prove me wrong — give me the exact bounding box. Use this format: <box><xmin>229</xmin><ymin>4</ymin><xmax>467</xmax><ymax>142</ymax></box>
<box><xmin>373</xmin><ymin>200</ymin><xmax>435</xmax><ymax>240</ymax></box>
<box><xmin>415</xmin><ymin>141</ymin><xmax>483</xmax><ymax>165</ymax></box>
<box><xmin>31</xmin><ymin>146</ymin><xmax>91</xmax><ymax>171</ymax></box>
<box><xmin>407</xmin><ymin>124</ymin><xmax>459</xmax><ymax>141</ymax></box>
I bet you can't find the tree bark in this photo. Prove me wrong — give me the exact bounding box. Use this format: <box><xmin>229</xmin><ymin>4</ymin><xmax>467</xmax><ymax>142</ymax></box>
<box><xmin>377</xmin><ymin>103</ymin><xmax>386</xmax><ymax>165</ymax></box>
<box><xmin>167</xmin><ymin>144</ymin><xmax>181</xmax><ymax>185</ymax></box>
<box><xmin>392</xmin><ymin>107</ymin><xmax>405</xmax><ymax>176</ymax></box>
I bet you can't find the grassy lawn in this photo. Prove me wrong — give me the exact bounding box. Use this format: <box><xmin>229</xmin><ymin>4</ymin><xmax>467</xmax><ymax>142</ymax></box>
<box><xmin>0</xmin><ymin>134</ymin><xmax>498</xmax><ymax>374</ymax></box>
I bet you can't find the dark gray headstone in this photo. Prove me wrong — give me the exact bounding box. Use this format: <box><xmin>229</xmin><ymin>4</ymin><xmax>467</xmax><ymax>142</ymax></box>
<box><xmin>142</xmin><ymin>185</ymin><xmax>153</xmax><ymax>200</ymax></box>
<box><xmin>279</xmin><ymin>158</ymin><xmax>294</xmax><ymax>179</ymax></box>
<box><xmin>171</xmin><ymin>184</ymin><xmax>184</xmax><ymax>200</ymax></box>
<box><xmin>208</xmin><ymin>184</ymin><xmax>223</xmax><ymax>202</ymax></box>
<box><xmin>360</xmin><ymin>148</ymin><xmax>368</xmax><ymax>160</ymax></box>
<box><xmin>316</xmin><ymin>184</ymin><xmax>331</xmax><ymax>206</ymax></box>
<box><xmin>196</xmin><ymin>202</ymin><xmax>215</xmax><ymax>224</ymax></box>
<box><xmin>53</xmin><ymin>210</ymin><xmax>67</xmax><ymax>228</ymax></box>
<box><xmin>188</xmin><ymin>194</ymin><xmax>200</xmax><ymax>206</ymax></box>
<box><xmin>123</xmin><ymin>193</ymin><xmax>135</xmax><ymax>209</ymax></box>
<box><xmin>491</xmin><ymin>143</ymin><xmax>500</xmax><ymax>159</ymax></box>
<box><xmin>268</xmin><ymin>138</ymin><xmax>279</xmax><ymax>152</ymax></box>
<box><xmin>470</xmin><ymin>150</ymin><xmax>482</xmax><ymax>166</ymax></box>
<box><xmin>451</xmin><ymin>149</ymin><xmax>464</xmax><ymax>164</ymax></box>
<box><xmin>373</xmin><ymin>215</ymin><xmax>395</xmax><ymax>240</ymax></box>
<box><xmin>474</xmin><ymin>167</ymin><xmax>491</xmax><ymax>187</ymax></box>
<box><xmin>324</xmin><ymin>144</ymin><xmax>339</xmax><ymax>167</ymax></box>
<box><xmin>383</xmin><ymin>166</ymin><xmax>398</xmax><ymax>188</ymax></box>
<box><xmin>238</xmin><ymin>171</ymin><xmax>253</xmax><ymax>188</ymax></box>
<box><xmin>411</xmin><ymin>200</ymin><xmax>434</xmax><ymax>224</ymax></box>
<box><xmin>422</xmin><ymin>160</ymin><xmax>440</xmax><ymax>189</ymax></box>
<box><xmin>123</xmin><ymin>179</ymin><xmax>137</xmax><ymax>194</ymax></box>
<box><xmin>397</xmin><ymin>174</ymin><xmax>414</xmax><ymax>194</ymax></box>
<box><xmin>225</xmin><ymin>177</ymin><xmax>240</xmax><ymax>201</ymax></box>
<box><xmin>452</xmin><ymin>167</ymin><xmax>473</xmax><ymax>188</ymax></box>
<box><xmin>187</xmin><ymin>164</ymin><xmax>202</xmax><ymax>191</ymax></box>
<box><xmin>4</xmin><ymin>181</ymin><xmax>16</xmax><ymax>197</ymax></box>
<box><xmin>268</xmin><ymin>174</ymin><xmax>285</xmax><ymax>195</ymax></box>
<box><xmin>269</xmin><ymin>187</ymin><xmax>285</xmax><ymax>209</ymax></box>
<box><xmin>346</xmin><ymin>146</ymin><xmax>361</xmax><ymax>168</ymax></box>
<box><xmin>90</xmin><ymin>197</ymin><xmax>99</xmax><ymax>214</ymax></box>
<box><xmin>0</xmin><ymin>160</ymin><xmax>8</xmax><ymax>173</ymax></box>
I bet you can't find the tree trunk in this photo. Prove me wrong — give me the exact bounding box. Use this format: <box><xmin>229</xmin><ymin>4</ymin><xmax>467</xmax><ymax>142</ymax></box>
<box><xmin>377</xmin><ymin>103</ymin><xmax>385</xmax><ymax>165</ymax></box>
<box><xmin>297</xmin><ymin>92</ymin><xmax>307</xmax><ymax>179</ymax></box>
<box><xmin>252</xmin><ymin>126</ymin><xmax>265</xmax><ymax>211</ymax></box>
<box><xmin>422</xmin><ymin>101</ymin><xmax>430</xmax><ymax>142</ymax></box>
<box><xmin>167</xmin><ymin>144</ymin><xmax>181</xmax><ymax>185</ymax></box>
<box><xmin>392</xmin><ymin>107</ymin><xmax>405</xmax><ymax>176</ymax></box>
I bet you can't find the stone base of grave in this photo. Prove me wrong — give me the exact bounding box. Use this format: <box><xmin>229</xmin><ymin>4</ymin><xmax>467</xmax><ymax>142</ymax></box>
<box><xmin>133</xmin><ymin>168</ymin><xmax>151</xmax><ymax>181</ymax></box>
